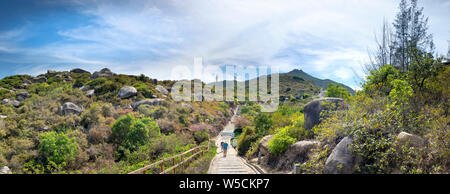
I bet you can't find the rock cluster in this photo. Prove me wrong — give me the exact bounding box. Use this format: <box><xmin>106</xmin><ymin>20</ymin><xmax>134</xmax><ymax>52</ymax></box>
<box><xmin>2</xmin><ymin>99</ymin><xmax>20</xmax><ymax>107</ymax></box>
<box><xmin>91</xmin><ymin>68</ymin><xmax>115</xmax><ymax>79</ymax></box>
<box><xmin>16</xmin><ymin>92</ymin><xmax>30</xmax><ymax>102</ymax></box>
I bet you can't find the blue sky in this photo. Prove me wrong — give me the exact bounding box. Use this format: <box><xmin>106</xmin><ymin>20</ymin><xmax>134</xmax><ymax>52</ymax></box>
<box><xmin>0</xmin><ymin>0</ymin><xmax>449</xmax><ymax>90</ymax></box>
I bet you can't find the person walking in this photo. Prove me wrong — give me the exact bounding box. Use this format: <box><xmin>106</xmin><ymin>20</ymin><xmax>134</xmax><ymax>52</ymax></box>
<box><xmin>222</xmin><ymin>142</ymin><xmax>228</xmax><ymax>157</ymax></box>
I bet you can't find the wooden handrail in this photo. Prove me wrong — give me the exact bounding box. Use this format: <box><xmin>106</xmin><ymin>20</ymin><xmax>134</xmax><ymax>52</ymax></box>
<box><xmin>128</xmin><ymin>144</ymin><xmax>209</xmax><ymax>174</ymax></box>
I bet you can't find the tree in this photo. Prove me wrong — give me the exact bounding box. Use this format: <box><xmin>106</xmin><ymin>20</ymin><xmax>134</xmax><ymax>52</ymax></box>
<box><xmin>407</xmin><ymin>47</ymin><xmax>443</xmax><ymax>92</ymax></box>
<box><xmin>392</xmin><ymin>0</ymin><xmax>434</xmax><ymax>71</ymax></box>
<box><xmin>363</xmin><ymin>65</ymin><xmax>399</xmax><ymax>96</ymax></box>
<box><xmin>326</xmin><ymin>83</ymin><xmax>350</xmax><ymax>98</ymax></box>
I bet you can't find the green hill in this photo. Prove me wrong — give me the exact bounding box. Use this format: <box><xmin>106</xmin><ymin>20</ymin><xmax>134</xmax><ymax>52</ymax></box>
<box><xmin>286</xmin><ymin>69</ymin><xmax>355</xmax><ymax>94</ymax></box>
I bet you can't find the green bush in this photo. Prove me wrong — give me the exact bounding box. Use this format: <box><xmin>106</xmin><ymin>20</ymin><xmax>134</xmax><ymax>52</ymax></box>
<box><xmin>236</xmin><ymin>126</ymin><xmax>258</xmax><ymax>156</ymax></box>
<box><xmin>110</xmin><ymin>114</ymin><xmax>160</xmax><ymax>154</ymax></box>
<box><xmin>326</xmin><ymin>83</ymin><xmax>350</xmax><ymax>98</ymax></box>
<box><xmin>39</xmin><ymin>131</ymin><xmax>79</xmax><ymax>165</ymax></box>
<box><xmin>268</xmin><ymin>126</ymin><xmax>297</xmax><ymax>154</ymax></box>
<box><xmin>134</xmin><ymin>83</ymin><xmax>154</xmax><ymax>98</ymax></box>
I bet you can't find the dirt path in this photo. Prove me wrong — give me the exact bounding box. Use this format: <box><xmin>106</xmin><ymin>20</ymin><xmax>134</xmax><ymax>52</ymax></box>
<box><xmin>208</xmin><ymin>106</ymin><xmax>260</xmax><ymax>174</ymax></box>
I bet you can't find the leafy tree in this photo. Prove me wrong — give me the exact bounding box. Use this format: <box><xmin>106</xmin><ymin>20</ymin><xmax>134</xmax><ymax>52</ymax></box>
<box><xmin>39</xmin><ymin>131</ymin><xmax>79</xmax><ymax>165</ymax></box>
<box><xmin>363</xmin><ymin>65</ymin><xmax>399</xmax><ymax>96</ymax></box>
<box><xmin>326</xmin><ymin>83</ymin><xmax>350</xmax><ymax>98</ymax></box>
<box><xmin>407</xmin><ymin>47</ymin><xmax>443</xmax><ymax>92</ymax></box>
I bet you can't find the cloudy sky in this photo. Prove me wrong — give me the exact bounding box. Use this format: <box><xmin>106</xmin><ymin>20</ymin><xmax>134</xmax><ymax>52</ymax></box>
<box><xmin>0</xmin><ymin>0</ymin><xmax>449</xmax><ymax>90</ymax></box>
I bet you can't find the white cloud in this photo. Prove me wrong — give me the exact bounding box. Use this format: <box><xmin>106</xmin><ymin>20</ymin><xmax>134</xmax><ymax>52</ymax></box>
<box><xmin>2</xmin><ymin>0</ymin><xmax>450</xmax><ymax>89</ymax></box>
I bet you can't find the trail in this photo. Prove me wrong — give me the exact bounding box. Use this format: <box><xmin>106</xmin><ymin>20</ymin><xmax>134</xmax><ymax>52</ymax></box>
<box><xmin>207</xmin><ymin>106</ymin><xmax>260</xmax><ymax>174</ymax></box>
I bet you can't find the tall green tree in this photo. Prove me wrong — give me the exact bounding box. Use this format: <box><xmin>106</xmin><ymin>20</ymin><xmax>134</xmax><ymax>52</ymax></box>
<box><xmin>392</xmin><ymin>0</ymin><xmax>434</xmax><ymax>71</ymax></box>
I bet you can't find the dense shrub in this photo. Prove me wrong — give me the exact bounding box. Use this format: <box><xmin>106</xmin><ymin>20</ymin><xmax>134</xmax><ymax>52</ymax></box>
<box><xmin>110</xmin><ymin>114</ymin><xmax>160</xmax><ymax>157</ymax></box>
<box><xmin>39</xmin><ymin>131</ymin><xmax>79</xmax><ymax>166</ymax></box>
<box><xmin>236</xmin><ymin>126</ymin><xmax>258</xmax><ymax>156</ymax></box>
<box><xmin>268</xmin><ymin>126</ymin><xmax>297</xmax><ymax>154</ymax></box>
<box><xmin>326</xmin><ymin>83</ymin><xmax>350</xmax><ymax>98</ymax></box>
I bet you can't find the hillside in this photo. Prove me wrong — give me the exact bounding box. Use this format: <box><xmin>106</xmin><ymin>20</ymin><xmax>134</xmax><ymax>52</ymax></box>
<box><xmin>0</xmin><ymin>68</ymin><xmax>233</xmax><ymax>174</ymax></box>
<box><xmin>286</xmin><ymin>69</ymin><xmax>355</xmax><ymax>94</ymax></box>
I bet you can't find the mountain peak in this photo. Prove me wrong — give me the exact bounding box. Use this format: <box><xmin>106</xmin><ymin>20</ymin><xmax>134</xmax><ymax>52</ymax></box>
<box><xmin>288</xmin><ymin>69</ymin><xmax>304</xmax><ymax>74</ymax></box>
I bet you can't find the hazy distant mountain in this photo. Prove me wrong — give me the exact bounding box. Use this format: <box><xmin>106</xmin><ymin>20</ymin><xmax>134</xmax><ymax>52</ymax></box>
<box><xmin>285</xmin><ymin>69</ymin><xmax>355</xmax><ymax>94</ymax></box>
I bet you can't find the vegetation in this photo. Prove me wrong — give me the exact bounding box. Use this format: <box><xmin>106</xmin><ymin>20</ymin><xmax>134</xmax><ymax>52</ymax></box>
<box><xmin>0</xmin><ymin>69</ymin><xmax>233</xmax><ymax>174</ymax></box>
<box><xmin>326</xmin><ymin>83</ymin><xmax>350</xmax><ymax>98</ymax></box>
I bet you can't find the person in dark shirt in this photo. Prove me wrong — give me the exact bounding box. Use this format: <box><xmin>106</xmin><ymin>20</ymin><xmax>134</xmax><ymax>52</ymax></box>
<box><xmin>222</xmin><ymin>142</ymin><xmax>228</xmax><ymax>157</ymax></box>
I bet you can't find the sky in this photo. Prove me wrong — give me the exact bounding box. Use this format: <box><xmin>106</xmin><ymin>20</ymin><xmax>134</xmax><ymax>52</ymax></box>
<box><xmin>0</xmin><ymin>0</ymin><xmax>449</xmax><ymax>90</ymax></box>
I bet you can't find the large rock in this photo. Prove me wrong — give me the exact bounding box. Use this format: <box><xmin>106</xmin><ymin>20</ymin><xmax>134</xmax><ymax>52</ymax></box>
<box><xmin>31</xmin><ymin>77</ymin><xmax>47</xmax><ymax>83</ymax></box>
<box><xmin>155</xmin><ymin>85</ymin><xmax>168</xmax><ymax>96</ymax></box>
<box><xmin>132</xmin><ymin>99</ymin><xmax>164</xmax><ymax>110</ymax></box>
<box><xmin>276</xmin><ymin>140</ymin><xmax>320</xmax><ymax>170</ymax></box>
<box><xmin>0</xmin><ymin>166</ymin><xmax>12</xmax><ymax>174</ymax></box>
<box><xmin>91</xmin><ymin>68</ymin><xmax>115</xmax><ymax>79</ymax></box>
<box><xmin>325</xmin><ymin>136</ymin><xmax>357</xmax><ymax>174</ymax></box>
<box><xmin>396</xmin><ymin>132</ymin><xmax>424</xmax><ymax>148</ymax></box>
<box><xmin>118</xmin><ymin>86</ymin><xmax>137</xmax><ymax>99</ymax></box>
<box><xmin>258</xmin><ymin>135</ymin><xmax>273</xmax><ymax>156</ymax></box>
<box><xmin>16</xmin><ymin>92</ymin><xmax>30</xmax><ymax>102</ymax></box>
<box><xmin>59</xmin><ymin>102</ymin><xmax>83</xmax><ymax>115</ymax></box>
<box><xmin>70</xmin><ymin>68</ymin><xmax>90</xmax><ymax>74</ymax></box>
<box><xmin>2</xmin><ymin>99</ymin><xmax>20</xmax><ymax>107</ymax></box>
<box><xmin>304</xmin><ymin>98</ymin><xmax>344</xmax><ymax>130</ymax></box>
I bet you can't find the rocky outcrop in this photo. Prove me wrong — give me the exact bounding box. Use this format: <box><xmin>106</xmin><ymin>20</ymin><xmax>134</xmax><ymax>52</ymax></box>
<box><xmin>155</xmin><ymin>85</ymin><xmax>168</xmax><ymax>96</ymax></box>
<box><xmin>132</xmin><ymin>99</ymin><xmax>164</xmax><ymax>110</ymax></box>
<box><xmin>31</xmin><ymin>77</ymin><xmax>47</xmax><ymax>83</ymax></box>
<box><xmin>16</xmin><ymin>92</ymin><xmax>30</xmax><ymax>102</ymax></box>
<box><xmin>0</xmin><ymin>166</ymin><xmax>12</xmax><ymax>174</ymax></box>
<box><xmin>70</xmin><ymin>68</ymin><xmax>90</xmax><ymax>74</ymax></box>
<box><xmin>91</xmin><ymin>68</ymin><xmax>115</xmax><ymax>79</ymax></box>
<box><xmin>118</xmin><ymin>86</ymin><xmax>137</xmax><ymax>99</ymax></box>
<box><xmin>396</xmin><ymin>132</ymin><xmax>424</xmax><ymax>148</ymax></box>
<box><xmin>2</xmin><ymin>99</ymin><xmax>20</xmax><ymax>107</ymax></box>
<box><xmin>59</xmin><ymin>102</ymin><xmax>83</xmax><ymax>115</ymax></box>
<box><xmin>324</xmin><ymin>136</ymin><xmax>357</xmax><ymax>174</ymax></box>
<box><xmin>304</xmin><ymin>97</ymin><xmax>344</xmax><ymax>130</ymax></box>
<box><xmin>276</xmin><ymin>140</ymin><xmax>320</xmax><ymax>170</ymax></box>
